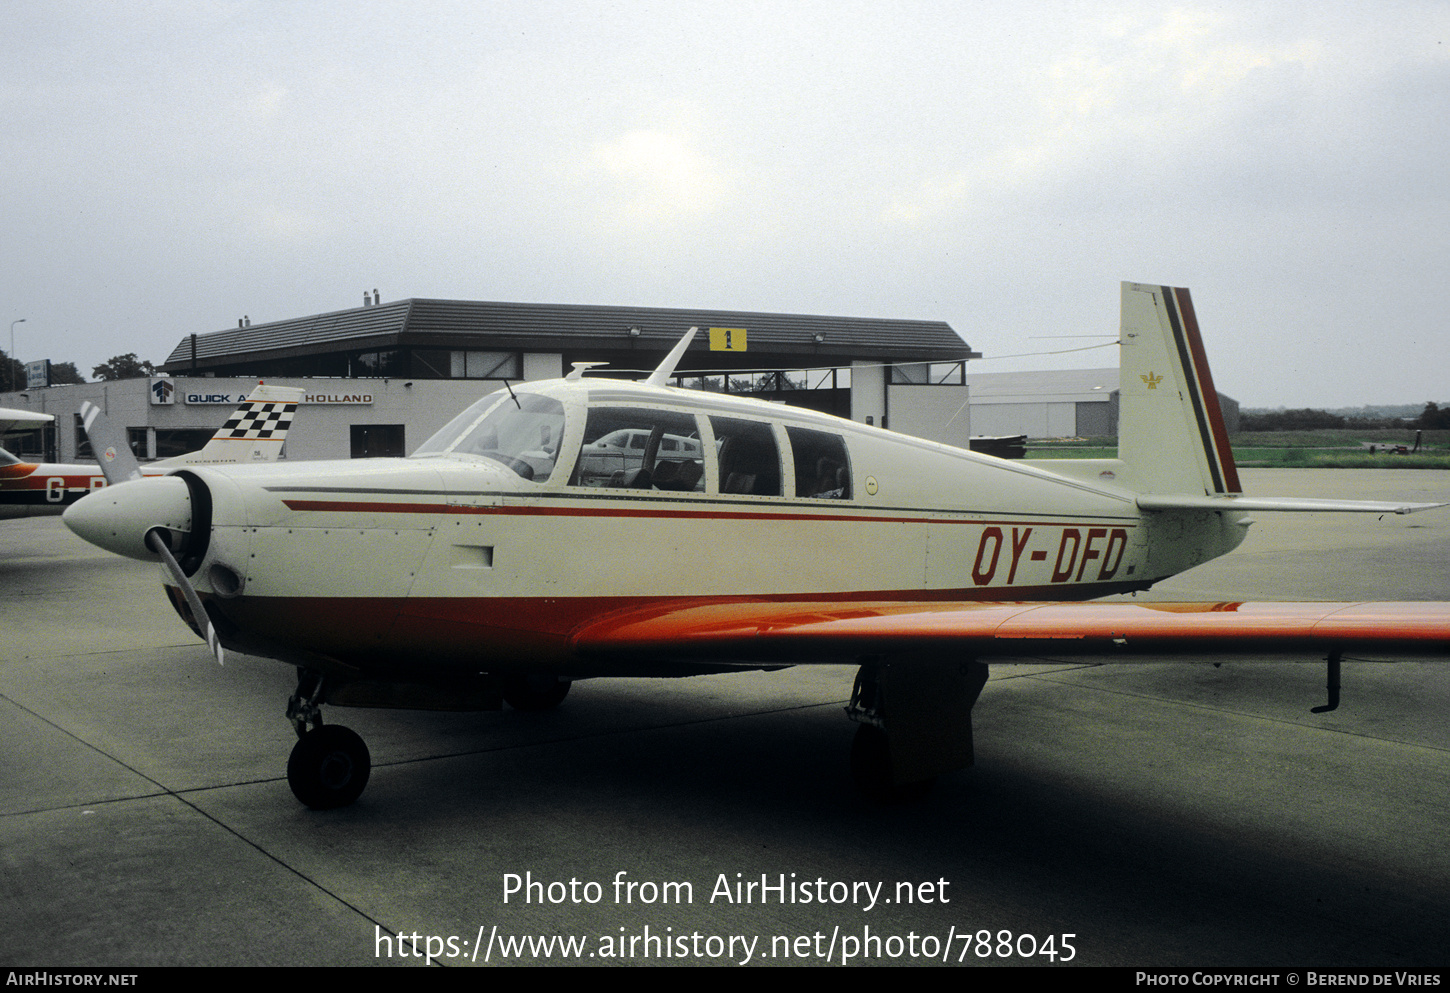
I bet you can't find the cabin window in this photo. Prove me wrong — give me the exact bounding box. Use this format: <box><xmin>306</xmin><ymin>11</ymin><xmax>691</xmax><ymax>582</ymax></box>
<box><xmin>709</xmin><ymin>416</ymin><xmax>781</xmax><ymax>496</ymax></box>
<box><xmin>569</xmin><ymin>407</ymin><xmax>704</xmax><ymax>491</ymax></box>
<box><xmin>786</xmin><ymin>426</ymin><xmax>851</xmax><ymax>499</ymax></box>
<box><xmin>410</xmin><ymin>392</ymin><xmax>565</xmax><ymax>482</ymax></box>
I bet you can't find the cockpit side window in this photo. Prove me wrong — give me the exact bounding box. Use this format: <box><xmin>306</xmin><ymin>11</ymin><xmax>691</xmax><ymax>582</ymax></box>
<box><xmin>785</xmin><ymin>426</ymin><xmax>851</xmax><ymax>499</ymax></box>
<box><xmin>710</xmin><ymin>416</ymin><xmax>781</xmax><ymax>496</ymax></box>
<box><xmin>410</xmin><ymin>392</ymin><xmax>566</xmax><ymax>482</ymax></box>
<box><xmin>570</xmin><ymin>407</ymin><xmax>705</xmax><ymax>491</ymax></box>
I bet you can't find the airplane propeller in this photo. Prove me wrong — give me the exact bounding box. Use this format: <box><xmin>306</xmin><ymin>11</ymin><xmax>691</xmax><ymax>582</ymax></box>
<box><xmin>71</xmin><ymin>402</ymin><xmax>224</xmax><ymax>665</ymax></box>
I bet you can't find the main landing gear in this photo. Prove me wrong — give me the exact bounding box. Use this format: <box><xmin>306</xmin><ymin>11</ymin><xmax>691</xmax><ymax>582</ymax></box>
<box><xmin>501</xmin><ymin>673</ymin><xmax>571</xmax><ymax>711</ymax></box>
<box><xmin>846</xmin><ymin>656</ymin><xmax>989</xmax><ymax>802</ymax></box>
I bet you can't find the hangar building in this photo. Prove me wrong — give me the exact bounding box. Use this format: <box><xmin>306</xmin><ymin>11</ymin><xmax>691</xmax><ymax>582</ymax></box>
<box><xmin>964</xmin><ymin>367</ymin><xmax>1239</xmax><ymax>439</ymax></box>
<box><xmin>1</xmin><ymin>296</ymin><xmax>981</xmax><ymax>463</ymax></box>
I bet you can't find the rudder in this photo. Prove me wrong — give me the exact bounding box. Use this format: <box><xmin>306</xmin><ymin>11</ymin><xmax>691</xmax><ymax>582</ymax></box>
<box><xmin>1117</xmin><ymin>282</ymin><xmax>1240</xmax><ymax>496</ymax></box>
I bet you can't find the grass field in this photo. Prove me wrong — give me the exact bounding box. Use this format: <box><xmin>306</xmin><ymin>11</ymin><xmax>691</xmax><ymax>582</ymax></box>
<box><xmin>1025</xmin><ymin>430</ymin><xmax>1450</xmax><ymax>468</ymax></box>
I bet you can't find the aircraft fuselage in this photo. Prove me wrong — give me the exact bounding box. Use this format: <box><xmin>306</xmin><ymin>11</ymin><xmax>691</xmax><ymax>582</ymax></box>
<box><xmin>117</xmin><ymin>378</ymin><xmax>1247</xmax><ymax>677</ymax></box>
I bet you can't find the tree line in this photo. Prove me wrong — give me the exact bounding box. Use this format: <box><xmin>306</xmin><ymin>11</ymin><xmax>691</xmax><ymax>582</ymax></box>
<box><xmin>1</xmin><ymin>351</ymin><xmax>158</xmax><ymax>392</ymax></box>
<box><xmin>1240</xmin><ymin>404</ymin><xmax>1450</xmax><ymax>431</ymax></box>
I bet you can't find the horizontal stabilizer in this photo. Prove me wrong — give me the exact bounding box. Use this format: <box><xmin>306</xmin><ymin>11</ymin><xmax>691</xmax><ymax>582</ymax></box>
<box><xmin>1137</xmin><ymin>494</ymin><xmax>1447</xmax><ymax>515</ymax></box>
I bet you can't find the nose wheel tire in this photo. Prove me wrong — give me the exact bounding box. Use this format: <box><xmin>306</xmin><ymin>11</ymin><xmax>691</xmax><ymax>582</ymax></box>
<box><xmin>288</xmin><ymin>725</ymin><xmax>371</xmax><ymax>809</ymax></box>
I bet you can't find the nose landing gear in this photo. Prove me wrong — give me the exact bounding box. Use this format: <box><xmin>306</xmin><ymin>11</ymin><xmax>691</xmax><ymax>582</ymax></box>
<box><xmin>285</xmin><ymin>670</ymin><xmax>371</xmax><ymax>810</ymax></box>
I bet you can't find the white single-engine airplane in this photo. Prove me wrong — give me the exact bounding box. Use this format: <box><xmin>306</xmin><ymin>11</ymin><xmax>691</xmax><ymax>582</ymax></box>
<box><xmin>63</xmin><ymin>284</ymin><xmax>1450</xmax><ymax>808</ymax></box>
<box><xmin>1</xmin><ymin>383</ymin><xmax>304</xmax><ymax>519</ymax></box>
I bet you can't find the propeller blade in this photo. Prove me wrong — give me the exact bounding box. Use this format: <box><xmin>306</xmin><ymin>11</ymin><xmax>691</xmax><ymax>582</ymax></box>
<box><xmin>146</xmin><ymin>527</ymin><xmax>224</xmax><ymax>666</ymax></box>
<box><xmin>79</xmin><ymin>401</ymin><xmax>143</xmax><ymax>485</ymax></box>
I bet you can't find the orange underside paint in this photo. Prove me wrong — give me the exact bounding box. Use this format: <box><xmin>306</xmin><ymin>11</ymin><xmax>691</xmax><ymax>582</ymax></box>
<box><xmin>197</xmin><ymin>591</ymin><xmax>1450</xmax><ymax>675</ymax></box>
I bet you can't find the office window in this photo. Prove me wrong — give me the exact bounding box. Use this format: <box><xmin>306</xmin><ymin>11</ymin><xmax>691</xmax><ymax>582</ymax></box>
<box><xmin>351</xmin><ymin>424</ymin><xmax>405</xmax><ymax>458</ymax></box>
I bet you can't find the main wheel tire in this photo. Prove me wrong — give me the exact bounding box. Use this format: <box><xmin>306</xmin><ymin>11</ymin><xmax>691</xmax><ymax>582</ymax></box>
<box><xmin>850</xmin><ymin>724</ymin><xmax>934</xmax><ymax>803</ymax></box>
<box><xmin>502</xmin><ymin>674</ymin><xmax>571</xmax><ymax>711</ymax></box>
<box><xmin>288</xmin><ymin>725</ymin><xmax>371</xmax><ymax>809</ymax></box>
<box><xmin>850</xmin><ymin>724</ymin><xmax>893</xmax><ymax>800</ymax></box>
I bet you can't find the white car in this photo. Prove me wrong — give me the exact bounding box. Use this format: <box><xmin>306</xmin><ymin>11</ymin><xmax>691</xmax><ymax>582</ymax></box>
<box><xmin>575</xmin><ymin>428</ymin><xmax>704</xmax><ymax>487</ymax></box>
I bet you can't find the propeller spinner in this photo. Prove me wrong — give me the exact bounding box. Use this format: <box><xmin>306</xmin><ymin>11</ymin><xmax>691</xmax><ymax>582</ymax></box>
<box><xmin>65</xmin><ymin>404</ymin><xmax>224</xmax><ymax>664</ymax></box>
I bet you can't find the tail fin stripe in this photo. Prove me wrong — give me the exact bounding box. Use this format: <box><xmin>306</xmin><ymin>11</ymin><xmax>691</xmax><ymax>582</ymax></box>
<box><xmin>1160</xmin><ymin>287</ymin><xmax>1241</xmax><ymax>494</ymax></box>
<box><xmin>1171</xmin><ymin>288</ymin><xmax>1240</xmax><ymax>494</ymax></box>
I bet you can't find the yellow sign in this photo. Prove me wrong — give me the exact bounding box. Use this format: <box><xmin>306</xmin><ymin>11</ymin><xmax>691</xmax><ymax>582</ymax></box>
<box><xmin>709</xmin><ymin>327</ymin><xmax>747</xmax><ymax>352</ymax></box>
<box><xmin>1140</xmin><ymin>371</ymin><xmax>1163</xmax><ymax>390</ymax></box>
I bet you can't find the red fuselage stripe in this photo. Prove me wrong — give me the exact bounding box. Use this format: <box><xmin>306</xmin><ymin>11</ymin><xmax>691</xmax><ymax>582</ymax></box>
<box><xmin>279</xmin><ymin>498</ymin><xmax>1135</xmax><ymax>528</ymax></box>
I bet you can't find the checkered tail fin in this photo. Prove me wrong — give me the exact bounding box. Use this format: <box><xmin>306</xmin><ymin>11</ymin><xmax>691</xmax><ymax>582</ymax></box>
<box><xmin>163</xmin><ymin>384</ymin><xmax>306</xmax><ymax>466</ymax></box>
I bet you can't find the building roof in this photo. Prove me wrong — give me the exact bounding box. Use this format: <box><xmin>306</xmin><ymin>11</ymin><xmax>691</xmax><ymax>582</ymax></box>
<box><xmin>964</xmin><ymin>367</ymin><xmax>1119</xmax><ymax>405</ymax></box>
<box><xmin>161</xmin><ymin>298</ymin><xmax>977</xmax><ymax>373</ymax></box>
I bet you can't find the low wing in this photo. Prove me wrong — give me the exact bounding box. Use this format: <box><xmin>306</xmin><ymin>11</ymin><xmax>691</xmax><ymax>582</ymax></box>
<box><xmin>572</xmin><ymin>599</ymin><xmax>1450</xmax><ymax>664</ymax></box>
<box><xmin>0</xmin><ymin>408</ymin><xmax>54</xmax><ymax>434</ymax></box>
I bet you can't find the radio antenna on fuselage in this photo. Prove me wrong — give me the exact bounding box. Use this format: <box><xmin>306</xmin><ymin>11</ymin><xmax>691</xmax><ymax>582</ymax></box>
<box><xmin>566</xmin><ymin>361</ymin><xmax>609</xmax><ymax>381</ymax></box>
<box><xmin>643</xmin><ymin>327</ymin><xmax>699</xmax><ymax>387</ymax></box>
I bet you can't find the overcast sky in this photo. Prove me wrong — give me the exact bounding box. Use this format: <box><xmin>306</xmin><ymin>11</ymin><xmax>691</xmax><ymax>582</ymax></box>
<box><xmin>2</xmin><ymin>1</ymin><xmax>1446</xmax><ymax>407</ymax></box>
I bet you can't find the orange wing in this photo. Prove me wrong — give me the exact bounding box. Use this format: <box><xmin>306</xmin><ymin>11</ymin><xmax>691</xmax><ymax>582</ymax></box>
<box><xmin>571</xmin><ymin>600</ymin><xmax>1450</xmax><ymax>664</ymax></box>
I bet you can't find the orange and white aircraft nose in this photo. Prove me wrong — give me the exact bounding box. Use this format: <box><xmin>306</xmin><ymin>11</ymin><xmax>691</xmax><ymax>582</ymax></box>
<box><xmin>63</xmin><ymin>475</ymin><xmax>193</xmax><ymax>561</ymax></box>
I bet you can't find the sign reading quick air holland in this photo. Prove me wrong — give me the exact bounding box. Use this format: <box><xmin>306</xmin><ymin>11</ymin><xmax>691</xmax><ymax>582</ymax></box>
<box><xmin>182</xmin><ymin>391</ymin><xmax>373</xmax><ymax>404</ymax></box>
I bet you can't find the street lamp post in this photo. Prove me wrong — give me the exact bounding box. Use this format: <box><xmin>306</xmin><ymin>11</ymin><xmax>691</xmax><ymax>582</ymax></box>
<box><xmin>7</xmin><ymin>318</ymin><xmax>24</xmax><ymax>392</ymax></box>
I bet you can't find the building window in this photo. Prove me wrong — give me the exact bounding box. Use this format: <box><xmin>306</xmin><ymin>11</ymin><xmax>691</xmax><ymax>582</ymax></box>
<box><xmin>351</xmin><ymin>424</ymin><xmax>406</xmax><ymax>458</ymax></box>
<box><xmin>890</xmin><ymin>362</ymin><xmax>965</xmax><ymax>385</ymax></box>
<box><xmin>673</xmin><ymin>367</ymin><xmax>852</xmax><ymax>393</ymax></box>
<box><xmin>452</xmin><ymin>351</ymin><xmax>521</xmax><ymax>379</ymax></box>
<box><xmin>154</xmin><ymin>429</ymin><xmax>216</xmax><ymax>459</ymax></box>
<box><xmin>73</xmin><ymin>413</ymin><xmax>93</xmax><ymax>460</ymax></box>
<box><xmin>1</xmin><ymin>424</ymin><xmax>49</xmax><ymax>460</ymax></box>
<box><xmin>412</xmin><ymin>349</ymin><xmax>452</xmax><ymax>378</ymax></box>
<box><xmin>352</xmin><ymin>350</ymin><xmax>404</xmax><ymax>378</ymax></box>
<box><xmin>408</xmin><ymin>349</ymin><xmax>521</xmax><ymax>380</ymax></box>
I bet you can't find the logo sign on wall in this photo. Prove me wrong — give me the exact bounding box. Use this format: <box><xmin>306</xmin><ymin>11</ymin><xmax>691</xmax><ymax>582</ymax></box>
<box><xmin>150</xmin><ymin>378</ymin><xmax>176</xmax><ymax>405</ymax></box>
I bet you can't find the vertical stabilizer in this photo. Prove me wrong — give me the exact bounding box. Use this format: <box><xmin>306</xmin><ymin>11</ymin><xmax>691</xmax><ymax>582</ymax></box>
<box><xmin>160</xmin><ymin>383</ymin><xmax>306</xmax><ymax>466</ymax></box>
<box><xmin>1118</xmin><ymin>283</ymin><xmax>1240</xmax><ymax>496</ymax></box>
